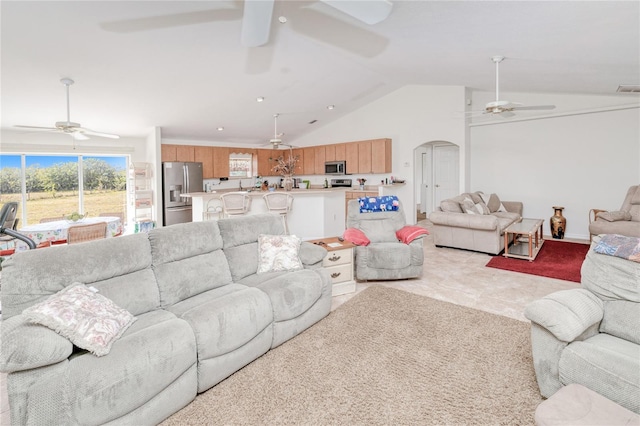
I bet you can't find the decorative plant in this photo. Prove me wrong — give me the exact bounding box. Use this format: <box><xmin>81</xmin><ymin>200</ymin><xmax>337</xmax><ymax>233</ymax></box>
<box><xmin>357</xmin><ymin>178</ymin><xmax>367</xmax><ymax>185</ymax></box>
<box><xmin>271</xmin><ymin>153</ymin><xmax>299</xmax><ymax>176</ymax></box>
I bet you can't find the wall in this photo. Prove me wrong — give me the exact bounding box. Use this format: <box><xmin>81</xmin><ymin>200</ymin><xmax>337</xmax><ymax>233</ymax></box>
<box><xmin>289</xmin><ymin>85</ymin><xmax>469</xmax><ymax>224</ymax></box>
<box><xmin>469</xmin><ymin>92</ymin><xmax>639</xmax><ymax>240</ymax></box>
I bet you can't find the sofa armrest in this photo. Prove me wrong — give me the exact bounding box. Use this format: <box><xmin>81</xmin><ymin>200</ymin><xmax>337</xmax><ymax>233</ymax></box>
<box><xmin>0</xmin><ymin>314</ymin><xmax>73</xmax><ymax>373</ymax></box>
<box><xmin>429</xmin><ymin>211</ymin><xmax>499</xmax><ymax>231</ymax></box>
<box><xmin>502</xmin><ymin>201</ymin><xmax>523</xmax><ymax>216</ymax></box>
<box><xmin>299</xmin><ymin>241</ymin><xmax>327</xmax><ymax>268</ymax></box>
<box><xmin>524</xmin><ymin>289</ymin><xmax>604</xmax><ymax>342</ymax></box>
<box><xmin>594</xmin><ymin>210</ymin><xmax>632</xmax><ymax>222</ymax></box>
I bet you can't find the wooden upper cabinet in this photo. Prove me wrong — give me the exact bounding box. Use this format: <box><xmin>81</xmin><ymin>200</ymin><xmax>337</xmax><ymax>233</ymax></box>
<box><xmin>314</xmin><ymin>146</ymin><xmax>326</xmax><ymax>175</ymax></box>
<box><xmin>194</xmin><ymin>146</ymin><xmax>214</xmax><ymax>178</ymax></box>
<box><xmin>371</xmin><ymin>138</ymin><xmax>392</xmax><ymax>173</ymax></box>
<box><xmin>358</xmin><ymin>141</ymin><xmax>373</xmax><ymax>174</ymax></box>
<box><xmin>292</xmin><ymin>148</ymin><xmax>304</xmax><ymax>175</ymax></box>
<box><xmin>257</xmin><ymin>149</ymin><xmax>275</xmax><ymax>176</ymax></box>
<box><xmin>212</xmin><ymin>147</ymin><xmax>229</xmax><ymax>178</ymax></box>
<box><xmin>344</xmin><ymin>143</ymin><xmax>359</xmax><ymax>174</ymax></box>
<box><xmin>334</xmin><ymin>143</ymin><xmax>346</xmax><ymax>162</ymax></box>
<box><xmin>302</xmin><ymin>147</ymin><xmax>315</xmax><ymax>175</ymax></box>
<box><xmin>324</xmin><ymin>144</ymin><xmax>336</xmax><ymax>162</ymax></box>
<box><xmin>161</xmin><ymin>144</ymin><xmax>177</xmax><ymax>163</ymax></box>
<box><xmin>176</xmin><ymin>145</ymin><xmax>195</xmax><ymax>162</ymax></box>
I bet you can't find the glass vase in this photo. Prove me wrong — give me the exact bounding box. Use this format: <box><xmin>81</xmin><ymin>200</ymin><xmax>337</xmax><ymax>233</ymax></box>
<box><xmin>283</xmin><ymin>175</ymin><xmax>294</xmax><ymax>191</ymax></box>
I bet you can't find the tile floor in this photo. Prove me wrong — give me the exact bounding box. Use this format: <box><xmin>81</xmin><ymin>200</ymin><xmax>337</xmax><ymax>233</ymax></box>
<box><xmin>0</xmin><ymin>220</ymin><xmax>585</xmax><ymax>423</ymax></box>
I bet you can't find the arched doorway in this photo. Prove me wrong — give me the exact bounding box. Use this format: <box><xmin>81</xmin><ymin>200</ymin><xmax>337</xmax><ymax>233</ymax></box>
<box><xmin>414</xmin><ymin>141</ymin><xmax>460</xmax><ymax>219</ymax></box>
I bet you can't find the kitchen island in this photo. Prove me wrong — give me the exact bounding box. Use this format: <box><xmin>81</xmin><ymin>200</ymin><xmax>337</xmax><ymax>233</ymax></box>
<box><xmin>184</xmin><ymin>188</ymin><xmax>347</xmax><ymax>240</ymax></box>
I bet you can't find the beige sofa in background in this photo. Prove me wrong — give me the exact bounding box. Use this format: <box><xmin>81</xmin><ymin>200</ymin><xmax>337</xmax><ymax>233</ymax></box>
<box><xmin>429</xmin><ymin>191</ymin><xmax>523</xmax><ymax>255</ymax></box>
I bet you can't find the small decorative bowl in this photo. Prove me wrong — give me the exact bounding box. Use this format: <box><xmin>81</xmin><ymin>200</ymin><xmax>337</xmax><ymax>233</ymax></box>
<box><xmin>65</xmin><ymin>213</ymin><xmax>87</xmax><ymax>223</ymax></box>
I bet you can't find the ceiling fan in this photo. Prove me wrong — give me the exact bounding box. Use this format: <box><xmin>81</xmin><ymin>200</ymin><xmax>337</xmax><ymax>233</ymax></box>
<box><xmin>101</xmin><ymin>0</ymin><xmax>392</xmax><ymax>54</ymax></box>
<box><xmin>265</xmin><ymin>113</ymin><xmax>295</xmax><ymax>149</ymax></box>
<box><xmin>471</xmin><ymin>56</ymin><xmax>556</xmax><ymax>118</ymax></box>
<box><xmin>241</xmin><ymin>0</ymin><xmax>393</xmax><ymax>47</ymax></box>
<box><xmin>15</xmin><ymin>78</ymin><xmax>120</xmax><ymax>140</ymax></box>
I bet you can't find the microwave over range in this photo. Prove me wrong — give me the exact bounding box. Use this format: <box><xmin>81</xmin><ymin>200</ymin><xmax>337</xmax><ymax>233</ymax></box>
<box><xmin>325</xmin><ymin>161</ymin><xmax>346</xmax><ymax>175</ymax></box>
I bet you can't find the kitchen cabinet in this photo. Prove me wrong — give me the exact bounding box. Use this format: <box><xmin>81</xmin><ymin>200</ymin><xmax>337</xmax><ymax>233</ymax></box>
<box><xmin>302</xmin><ymin>147</ymin><xmax>315</xmax><ymax>175</ymax></box>
<box><xmin>325</xmin><ymin>144</ymin><xmax>336</xmax><ymax>162</ymax></box>
<box><xmin>334</xmin><ymin>143</ymin><xmax>346</xmax><ymax>162</ymax></box>
<box><xmin>292</xmin><ymin>148</ymin><xmax>304</xmax><ymax>175</ymax></box>
<box><xmin>176</xmin><ymin>145</ymin><xmax>195</xmax><ymax>162</ymax></box>
<box><xmin>213</xmin><ymin>147</ymin><xmax>229</xmax><ymax>177</ymax></box>
<box><xmin>194</xmin><ymin>146</ymin><xmax>214</xmax><ymax>178</ymax></box>
<box><xmin>358</xmin><ymin>141</ymin><xmax>372</xmax><ymax>174</ymax></box>
<box><xmin>371</xmin><ymin>138</ymin><xmax>392</xmax><ymax>173</ymax></box>
<box><xmin>161</xmin><ymin>144</ymin><xmax>177</xmax><ymax>162</ymax></box>
<box><xmin>344</xmin><ymin>143</ymin><xmax>359</xmax><ymax>174</ymax></box>
<box><xmin>314</xmin><ymin>146</ymin><xmax>326</xmax><ymax>175</ymax></box>
<box><xmin>257</xmin><ymin>149</ymin><xmax>277</xmax><ymax>176</ymax></box>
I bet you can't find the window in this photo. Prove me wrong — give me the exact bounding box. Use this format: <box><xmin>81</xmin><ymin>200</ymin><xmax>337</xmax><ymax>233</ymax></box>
<box><xmin>0</xmin><ymin>154</ymin><xmax>127</xmax><ymax>226</ymax></box>
<box><xmin>229</xmin><ymin>153</ymin><xmax>252</xmax><ymax>177</ymax></box>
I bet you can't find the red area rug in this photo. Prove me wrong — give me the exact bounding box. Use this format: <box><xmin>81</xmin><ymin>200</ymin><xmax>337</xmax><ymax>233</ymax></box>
<box><xmin>486</xmin><ymin>240</ymin><xmax>590</xmax><ymax>283</ymax></box>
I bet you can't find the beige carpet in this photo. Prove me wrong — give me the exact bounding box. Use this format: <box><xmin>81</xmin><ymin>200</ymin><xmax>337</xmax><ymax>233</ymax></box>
<box><xmin>162</xmin><ymin>286</ymin><xmax>543</xmax><ymax>425</ymax></box>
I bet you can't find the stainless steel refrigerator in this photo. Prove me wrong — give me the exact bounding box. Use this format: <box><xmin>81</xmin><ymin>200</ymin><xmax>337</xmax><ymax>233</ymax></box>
<box><xmin>162</xmin><ymin>162</ymin><xmax>203</xmax><ymax>226</ymax></box>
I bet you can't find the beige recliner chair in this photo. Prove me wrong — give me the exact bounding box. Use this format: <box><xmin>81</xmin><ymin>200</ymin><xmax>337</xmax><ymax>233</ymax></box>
<box><xmin>346</xmin><ymin>199</ymin><xmax>425</xmax><ymax>281</ymax></box>
<box><xmin>589</xmin><ymin>184</ymin><xmax>640</xmax><ymax>240</ymax></box>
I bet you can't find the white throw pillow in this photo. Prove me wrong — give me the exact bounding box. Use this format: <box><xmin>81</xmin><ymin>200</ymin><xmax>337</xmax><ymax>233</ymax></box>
<box><xmin>480</xmin><ymin>192</ymin><xmax>508</xmax><ymax>213</ymax></box>
<box><xmin>22</xmin><ymin>283</ymin><xmax>136</xmax><ymax>357</ymax></box>
<box><xmin>257</xmin><ymin>234</ymin><xmax>303</xmax><ymax>273</ymax></box>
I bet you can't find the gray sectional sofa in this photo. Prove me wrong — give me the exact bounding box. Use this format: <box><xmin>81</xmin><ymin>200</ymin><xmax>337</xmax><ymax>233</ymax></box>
<box><xmin>0</xmin><ymin>214</ymin><xmax>332</xmax><ymax>425</ymax></box>
<box><xmin>525</xmin><ymin>235</ymin><xmax>640</xmax><ymax>414</ymax></box>
<box><xmin>429</xmin><ymin>191</ymin><xmax>523</xmax><ymax>255</ymax></box>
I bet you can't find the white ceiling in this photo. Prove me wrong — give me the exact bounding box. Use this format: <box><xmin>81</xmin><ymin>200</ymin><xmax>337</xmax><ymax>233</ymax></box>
<box><xmin>1</xmin><ymin>1</ymin><xmax>638</xmax><ymax>145</ymax></box>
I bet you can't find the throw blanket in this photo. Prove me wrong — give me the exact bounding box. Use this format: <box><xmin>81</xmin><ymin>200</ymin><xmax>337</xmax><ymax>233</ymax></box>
<box><xmin>359</xmin><ymin>196</ymin><xmax>399</xmax><ymax>213</ymax></box>
<box><xmin>594</xmin><ymin>234</ymin><xmax>640</xmax><ymax>263</ymax></box>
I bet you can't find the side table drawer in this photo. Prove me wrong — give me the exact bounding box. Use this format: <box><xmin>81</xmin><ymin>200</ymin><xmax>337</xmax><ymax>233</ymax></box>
<box><xmin>327</xmin><ymin>263</ymin><xmax>353</xmax><ymax>284</ymax></box>
<box><xmin>323</xmin><ymin>248</ymin><xmax>351</xmax><ymax>267</ymax></box>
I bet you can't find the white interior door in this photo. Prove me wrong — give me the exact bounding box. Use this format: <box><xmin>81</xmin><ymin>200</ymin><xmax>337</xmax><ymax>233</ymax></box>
<box><xmin>420</xmin><ymin>151</ymin><xmax>432</xmax><ymax>213</ymax></box>
<box><xmin>434</xmin><ymin>145</ymin><xmax>459</xmax><ymax>208</ymax></box>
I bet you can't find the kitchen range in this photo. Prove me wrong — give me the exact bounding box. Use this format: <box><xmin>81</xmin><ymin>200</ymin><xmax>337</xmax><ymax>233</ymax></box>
<box><xmin>330</xmin><ymin>178</ymin><xmax>352</xmax><ymax>188</ymax></box>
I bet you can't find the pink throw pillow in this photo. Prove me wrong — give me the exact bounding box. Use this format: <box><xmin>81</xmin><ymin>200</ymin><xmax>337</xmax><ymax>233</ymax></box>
<box><xmin>343</xmin><ymin>228</ymin><xmax>371</xmax><ymax>246</ymax></box>
<box><xmin>396</xmin><ymin>226</ymin><xmax>429</xmax><ymax>244</ymax></box>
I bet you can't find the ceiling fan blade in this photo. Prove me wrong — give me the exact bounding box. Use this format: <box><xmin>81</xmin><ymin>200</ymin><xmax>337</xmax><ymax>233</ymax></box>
<box><xmin>77</xmin><ymin>128</ymin><xmax>121</xmax><ymax>139</ymax></box>
<box><xmin>100</xmin><ymin>8</ymin><xmax>241</xmax><ymax>33</ymax></box>
<box><xmin>511</xmin><ymin>105</ymin><xmax>556</xmax><ymax>111</ymax></box>
<box><xmin>321</xmin><ymin>0</ymin><xmax>393</xmax><ymax>25</ymax></box>
<box><xmin>241</xmin><ymin>0</ymin><xmax>274</xmax><ymax>47</ymax></box>
<box><xmin>72</xmin><ymin>132</ymin><xmax>90</xmax><ymax>141</ymax></box>
<box><xmin>14</xmin><ymin>125</ymin><xmax>58</xmax><ymax>131</ymax></box>
<box><xmin>498</xmin><ymin>111</ymin><xmax>516</xmax><ymax>118</ymax></box>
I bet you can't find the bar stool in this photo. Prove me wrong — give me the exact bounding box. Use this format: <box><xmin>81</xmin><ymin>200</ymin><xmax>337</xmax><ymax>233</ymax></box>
<box><xmin>203</xmin><ymin>198</ymin><xmax>223</xmax><ymax>221</ymax></box>
<box><xmin>220</xmin><ymin>192</ymin><xmax>252</xmax><ymax>218</ymax></box>
<box><xmin>263</xmin><ymin>193</ymin><xmax>294</xmax><ymax>234</ymax></box>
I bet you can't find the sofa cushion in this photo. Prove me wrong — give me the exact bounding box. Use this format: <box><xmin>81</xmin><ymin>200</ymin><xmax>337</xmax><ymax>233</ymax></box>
<box><xmin>250</xmin><ymin>269</ymin><xmax>324</xmax><ymax>322</ymax></box>
<box><xmin>257</xmin><ymin>234</ymin><xmax>303</xmax><ymax>273</ymax></box>
<box><xmin>172</xmin><ymin>287</ymin><xmax>273</xmax><ymax>361</ymax></box>
<box><xmin>559</xmin><ymin>334</ymin><xmax>640</xmax><ymax>414</ymax></box>
<box><xmin>440</xmin><ymin>199</ymin><xmax>463</xmax><ymax>213</ymax></box>
<box><xmin>364</xmin><ymin>242</ymin><xmax>412</xmax><ymax>269</ymax></box>
<box><xmin>23</xmin><ymin>283</ymin><xmax>136</xmax><ymax>357</ymax></box>
<box><xmin>67</xmin><ymin>309</ymin><xmax>196</xmax><ymax>425</ymax></box>
<box><xmin>358</xmin><ymin>218</ymin><xmax>398</xmax><ymax>243</ymax></box>
<box><xmin>601</xmin><ymin>300</ymin><xmax>640</xmax><ymax>345</ymax></box>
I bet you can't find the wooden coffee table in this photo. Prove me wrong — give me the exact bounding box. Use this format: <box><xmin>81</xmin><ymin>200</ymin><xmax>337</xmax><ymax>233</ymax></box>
<box><xmin>503</xmin><ymin>218</ymin><xmax>544</xmax><ymax>261</ymax></box>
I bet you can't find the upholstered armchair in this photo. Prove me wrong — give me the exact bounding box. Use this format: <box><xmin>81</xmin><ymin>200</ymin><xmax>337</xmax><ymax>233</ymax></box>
<box><xmin>524</xmin><ymin>235</ymin><xmax>640</xmax><ymax>414</ymax></box>
<box><xmin>345</xmin><ymin>198</ymin><xmax>426</xmax><ymax>281</ymax></box>
<box><xmin>589</xmin><ymin>184</ymin><xmax>640</xmax><ymax>240</ymax></box>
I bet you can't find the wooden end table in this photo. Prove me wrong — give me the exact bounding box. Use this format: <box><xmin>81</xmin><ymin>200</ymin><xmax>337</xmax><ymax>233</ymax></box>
<box><xmin>306</xmin><ymin>236</ymin><xmax>356</xmax><ymax>296</ymax></box>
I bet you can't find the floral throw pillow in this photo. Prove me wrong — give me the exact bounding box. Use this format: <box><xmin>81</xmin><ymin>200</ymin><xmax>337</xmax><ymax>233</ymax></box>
<box><xmin>22</xmin><ymin>282</ymin><xmax>136</xmax><ymax>357</ymax></box>
<box><xmin>257</xmin><ymin>234</ymin><xmax>304</xmax><ymax>274</ymax></box>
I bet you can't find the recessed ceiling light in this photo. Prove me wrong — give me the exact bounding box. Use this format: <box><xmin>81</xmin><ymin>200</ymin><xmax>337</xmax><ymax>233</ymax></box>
<box><xmin>326</xmin><ymin>105</ymin><xmax>335</xmax><ymax>110</ymax></box>
<box><xmin>278</xmin><ymin>16</ymin><xmax>287</xmax><ymax>24</ymax></box>
<box><xmin>256</xmin><ymin>97</ymin><xmax>265</xmax><ymax>102</ymax></box>
<box><xmin>217</xmin><ymin>127</ymin><xmax>224</xmax><ymax>131</ymax></box>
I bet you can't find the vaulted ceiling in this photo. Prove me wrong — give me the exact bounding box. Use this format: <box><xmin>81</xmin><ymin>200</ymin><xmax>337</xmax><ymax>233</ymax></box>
<box><xmin>1</xmin><ymin>1</ymin><xmax>638</xmax><ymax>145</ymax></box>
